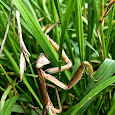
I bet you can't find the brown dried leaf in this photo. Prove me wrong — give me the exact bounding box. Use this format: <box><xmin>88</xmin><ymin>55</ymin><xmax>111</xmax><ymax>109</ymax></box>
<box><xmin>99</xmin><ymin>0</ymin><xmax>115</xmax><ymax>23</ymax></box>
<box><xmin>97</xmin><ymin>27</ymin><xmax>104</xmax><ymax>60</ymax></box>
<box><xmin>0</xmin><ymin>1</ymin><xmax>13</xmax><ymax>54</ymax></box>
<box><xmin>36</xmin><ymin>53</ymin><xmax>50</xmax><ymax>68</ymax></box>
<box><xmin>19</xmin><ymin>52</ymin><xmax>26</xmax><ymax>82</ymax></box>
<box><xmin>16</xmin><ymin>10</ymin><xmax>30</xmax><ymax>62</ymax></box>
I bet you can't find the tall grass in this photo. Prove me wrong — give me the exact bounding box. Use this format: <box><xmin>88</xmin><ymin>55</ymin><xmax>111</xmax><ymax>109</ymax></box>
<box><xmin>0</xmin><ymin>0</ymin><xmax>115</xmax><ymax>115</ymax></box>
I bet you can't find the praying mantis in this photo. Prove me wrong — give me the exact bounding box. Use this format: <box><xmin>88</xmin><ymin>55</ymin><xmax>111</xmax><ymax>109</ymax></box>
<box><xmin>35</xmin><ymin>23</ymin><xmax>98</xmax><ymax>115</ymax></box>
<box><xmin>35</xmin><ymin>0</ymin><xmax>115</xmax><ymax>114</ymax></box>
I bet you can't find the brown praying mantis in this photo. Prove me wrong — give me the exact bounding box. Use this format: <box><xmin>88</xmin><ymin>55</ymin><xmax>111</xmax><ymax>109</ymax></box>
<box><xmin>35</xmin><ymin>0</ymin><xmax>115</xmax><ymax>114</ymax></box>
<box><xmin>35</xmin><ymin>22</ymin><xmax>99</xmax><ymax>115</ymax></box>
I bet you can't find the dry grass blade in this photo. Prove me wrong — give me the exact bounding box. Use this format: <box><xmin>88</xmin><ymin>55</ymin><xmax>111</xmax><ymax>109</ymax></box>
<box><xmin>99</xmin><ymin>0</ymin><xmax>115</xmax><ymax>23</ymax></box>
<box><xmin>97</xmin><ymin>27</ymin><xmax>104</xmax><ymax>60</ymax></box>
<box><xmin>0</xmin><ymin>1</ymin><xmax>13</xmax><ymax>54</ymax></box>
<box><xmin>36</xmin><ymin>53</ymin><xmax>50</xmax><ymax>69</ymax></box>
<box><xmin>44</xmin><ymin>21</ymin><xmax>60</xmax><ymax>34</ymax></box>
<box><xmin>19</xmin><ymin>52</ymin><xmax>26</xmax><ymax>82</ymax></box>
<box><xmin>16</xmin><ymin>10</ymin><xmax>30</xmax><ymax>62</ymax></box>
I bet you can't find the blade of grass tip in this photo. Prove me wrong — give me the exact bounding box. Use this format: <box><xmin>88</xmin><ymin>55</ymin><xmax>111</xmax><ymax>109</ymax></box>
<box><xmin>0</xmin><ymin>86</ymin><xmax>4</xmax><ymax>92</ymax></box>
<box><xmin>42</xmin><ymin>0</ymin><xmax>51</xmax><ymax>21</ymax></box>
<box><xmin>0</xmin><ymin>85</ymin><xmax>12</xmax><ymax>111</ymax></box>
<box><xmin>70</xmin><ymin>39</ymin><xmax>80</xmax><ymax>55</ymax></box>
<box><xmin>84</xmin><ymin>39</ymin><xmax>99</xmax><ymax>56</ymax></box>
<box><xmin>54</xmin><ymin>0</ymin><xmax>63</xmax><ymax>23</ymax></box>
<box><xmin>74</xmin><ymin>0</ymin><xmax>85</xmax><ymax>62</ymax></box>
<box><xmin>59</xmin><ymin>0</ymin><xmax>75</xmax><ymax>75</ymax></box>
<box><xmin>70</xmin><ymin>76</ymin><xmax>115</xmax><ymax>115</ymax></box>
<box><xmin>12</xmin><ymin>0</ymin><xmax>59</xmax><ymax>67</ymax></box>
<box><xmin>93</xmin><ymin>0</ymin><xmax>100</xmax><ymax>28</ymax></box>
<box><xmin>51</xmin><ymin>0</ymin><xmax>60</xmax><ymax>43</ymax></box>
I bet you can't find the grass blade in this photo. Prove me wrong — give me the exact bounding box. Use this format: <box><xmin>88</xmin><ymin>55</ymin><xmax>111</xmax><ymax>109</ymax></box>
<box><xmin>0</xmin><ymin>85</ymin><xmax>12</xmax><ymax>110</ymax></box>
<box><xmin>0</xmin><ymin>96</ymin><xmax>19</xmax><ymax>115</ymax></box>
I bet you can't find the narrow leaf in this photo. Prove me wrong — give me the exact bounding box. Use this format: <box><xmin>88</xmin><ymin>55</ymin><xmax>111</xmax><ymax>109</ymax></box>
<box><xmin>0</xmin><ymin>96</ymin><xmax>19</xmax><ymax>115</ymax></box>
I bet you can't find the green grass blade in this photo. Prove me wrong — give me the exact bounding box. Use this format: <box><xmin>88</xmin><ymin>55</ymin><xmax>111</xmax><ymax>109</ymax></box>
<box><xmin>22</xmin><ymin>76</ymin><xmax>43</xmax><ymax>109</ymax></box>
<box><xmin>100</xmin><ymin>0</ymin><xmax>106</xmax><ymax>59</ymax></box>
<box><xmin>23</xmin><ymin>0</ymin><xmax>39</xmax><ymax>24</ymax></box>
<box><xmin>106</xmin><ymin>6</ymin><xmax>115</xmax><ymax>53</ymax></box>
<box><xmin>59</xmin><ymin>0</ymin><xmax>75</xmax><ymax>76</ymax></box>
<box><xmin>0</xmin><ymin>96</ymin><xmax>19</xmax><ymax>115</ymax></box>
<box><xmin>65</xmin><ymin>33</ymin><xmax>75</xmax><ymax>64</ymax></box>
<box><xmin>73</xmin><ymin>0</ymin><xmax>84</xmax><ymax>62</ymax></box>
<box><xmin>108</xmin><ymin>93</ymin><xmax>115</xmax><ymax>115</ymax></box>
<box><xmin>63</xmin><ymin>58</ymin><xmax>115</xmax><ymax>115</ymax></box>
<box><xmin>87</xmin><ymin>0</ymin><xmax>94</xmax><ymax>61</ymax></box>
<box><xmin>0</xmin><ymin>64</ymin><xmax>33</xmax><ymax>104</ymax></box>
<box><xmin>51</xmin><ymin>0</ymin><xmax>60</xmax><ymax>43</ymax></box>
<box><xmin>71</xmin><ymin>75</ymin><xmax>115</xmax><ymax>115</ymax></box>
<box><xmin>59</xmin><ymin>0</ymin><xmax>75</xmax><ymax>60</ymax></box>
<box><xmin>84</xmin><ymin>39</ymin><xmax>99</xmax><ymax>56</ymax></box>
<box><xmin>64</xmin><ymin>75</ymin><xmax>115</xmax><ymax>115</ymax></box>
<box><xmin>54</xmin><ymin>0</ymin><xmax>63</xmax><ymax>22</ymax></box>
<box><xmin>93</xmin><ymin>0</ymin><xmax>100</xmax><ymax>28</ymax></box>
<box><xmin>0</xmin><ymin>85</ymin><xmax>12</xmax><ymax>110</ymax></box>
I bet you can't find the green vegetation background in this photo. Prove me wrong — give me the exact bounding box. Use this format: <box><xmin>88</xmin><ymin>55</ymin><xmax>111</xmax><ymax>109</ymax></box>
<box><xmin>0</xmin><ymin>0</ymin><xmax>115</xmax><ymax>115</ymax></box>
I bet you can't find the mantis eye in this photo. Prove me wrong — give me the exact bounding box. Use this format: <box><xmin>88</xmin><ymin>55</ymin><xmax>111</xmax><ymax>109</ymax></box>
<box><xmin>36</xmin><ymin>53</ymin><xmax>50</xmax><ymax>68</ymax></box>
